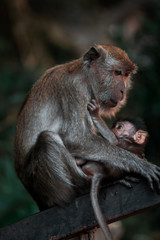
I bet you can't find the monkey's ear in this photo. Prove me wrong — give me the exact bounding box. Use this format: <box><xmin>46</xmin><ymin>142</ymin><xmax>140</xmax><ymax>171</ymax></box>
<box><xmin>83</xmin><ymin>47</ymin><xmax>100</xmax><ymax>63</ymax></box>
<box><xmin>134</xmin><ymin>130</ymin><xmax>148</xmax><ymax>145</ymax></box>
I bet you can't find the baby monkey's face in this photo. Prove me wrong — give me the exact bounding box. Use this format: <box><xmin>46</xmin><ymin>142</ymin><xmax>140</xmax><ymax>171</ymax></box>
<box><xmin>111</xmin><ymin>121</ymin><xmax>136</xmax><ymax>139</ymax></box>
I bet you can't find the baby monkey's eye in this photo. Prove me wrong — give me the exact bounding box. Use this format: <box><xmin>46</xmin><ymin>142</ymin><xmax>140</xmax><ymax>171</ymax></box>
<box><xmin>114</xmin><ymin>70</ymin><xmax>122</xmax><ymax>76</ymax></box>
<box><xmin>116</xmin><ymin>124</ymin><xmax>123</xmax><ymax>130</ymax></box>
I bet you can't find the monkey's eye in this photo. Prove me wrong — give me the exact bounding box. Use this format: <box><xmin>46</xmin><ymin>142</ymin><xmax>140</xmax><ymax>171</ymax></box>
<box><xmin>125</xmin><ymin>72</ymin><xmax>129</xmax><ymax>77</ymax></box>
<box><xmin>114</xmin><ymin>70</ymin><xmax>122</xmax><ymax>76</ymax></box>
<box><xmin>116</xmin><ymin>124</ymin><xmax>123</xmax><ymax>130</ymax></box>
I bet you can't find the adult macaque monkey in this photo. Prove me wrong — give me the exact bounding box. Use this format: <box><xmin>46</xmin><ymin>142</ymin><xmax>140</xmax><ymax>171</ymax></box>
<box><xmin>14</xmin><ymin>44</ymin><xmax>160</xmax><ymax>214</ymax></box>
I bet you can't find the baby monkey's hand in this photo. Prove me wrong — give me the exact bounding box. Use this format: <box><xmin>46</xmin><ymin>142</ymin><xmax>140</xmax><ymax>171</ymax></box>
<box><xmin>87</xmin><ymin>99</ymin><xmax>100</xmax><ymax>117</ymax></box>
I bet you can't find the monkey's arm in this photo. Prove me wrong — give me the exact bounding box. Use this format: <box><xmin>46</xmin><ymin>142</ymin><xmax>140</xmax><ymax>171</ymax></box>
<box><xmin>88</xmin><ymin>99</ymin><xmax>118</xmax><ymax>144</ymax></box>
<box><xmin>92</xmin><ymin>116</ymin><xmax>118</xmax><ymax>144</ymax></box>
<box><xmin>70</xmin><ymin>133</ymin><xmax>160</xmax><ymax>191</ymax></box>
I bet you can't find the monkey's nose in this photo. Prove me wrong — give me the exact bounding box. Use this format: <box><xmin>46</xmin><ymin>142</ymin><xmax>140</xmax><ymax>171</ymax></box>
<box><xmin>120</xmin><ymin>90</ymin><xmax>124</xmax><ymax>100</ymax></box>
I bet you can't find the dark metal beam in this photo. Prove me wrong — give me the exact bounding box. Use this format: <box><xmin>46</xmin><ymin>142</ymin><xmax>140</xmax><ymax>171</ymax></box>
<box><xmin>0</xmin><ymin>180</ymin><xmax>160</xmax><ymax>240</ymax></box>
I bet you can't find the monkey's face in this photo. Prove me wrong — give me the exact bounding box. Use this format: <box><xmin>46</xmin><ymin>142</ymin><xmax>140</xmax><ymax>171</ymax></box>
<box><xmin>112</xmin><ymin>120</ymin><xmax>148</xmax><ymax>146</ymax></box>
<box><xmin>84</xmin><ymin>44</ymin><xmax>137</xmax><ymax>118</ymax></box>
<box><xmin>99</xmin><ymin>46</ymin><xmax>137</xmax><ymax>118</ymax></box>
<box><xmin>98</xmin><ymin>65</ymin><xmax>132</xmax><ymax>117</ymax></box>
<box><xmin>111</xmin><ymin>121</ymin><xmax>136</xmax><ymax>139</ymax></box>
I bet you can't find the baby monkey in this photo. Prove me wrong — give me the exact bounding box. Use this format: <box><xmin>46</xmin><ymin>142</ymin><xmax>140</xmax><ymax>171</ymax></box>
<box><xmin>88</xmin><ymin>99</ymin><xmax>148</xmax><ymax>159</ymax></box>
<box><xmin>76</xmin><ymin>100</ymin><xmax>148</xmax><ymax>240</ymax></box>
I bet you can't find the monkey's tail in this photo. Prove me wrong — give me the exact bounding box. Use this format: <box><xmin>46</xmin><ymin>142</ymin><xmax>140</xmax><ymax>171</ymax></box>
<box><xmin>91</xmin><ymin>174</ymin><xmax>113</xmax><ymax>240</ymax></box>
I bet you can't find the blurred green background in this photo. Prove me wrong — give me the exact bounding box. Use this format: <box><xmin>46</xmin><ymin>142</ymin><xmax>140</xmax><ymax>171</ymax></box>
<box><xmin>0</xmin><ymin>0</ymin><xmax>160</xmax><ymax>239</ymax></box>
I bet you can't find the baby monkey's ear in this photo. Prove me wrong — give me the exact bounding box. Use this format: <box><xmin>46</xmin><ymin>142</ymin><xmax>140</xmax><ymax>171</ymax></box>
<box><xmin>134</xmin><ymin>130</ymin><xmax>148</xmax><ymax>145</ymax></box>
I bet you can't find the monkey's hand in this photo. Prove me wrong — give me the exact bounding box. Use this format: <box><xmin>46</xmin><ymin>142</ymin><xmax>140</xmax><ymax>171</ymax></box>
<box><xmin>117</xmin><ymin>176</ymin><xmax>141</xmax><ymax>188</ymax></box>
<box><xmin>133</xmin><ymin>160</ymin><xmax>160</xmax><ymax>192</ymax></box>
<box><xmin>124</xmin><ymin>175</ymin><xmax>140</xmax><ymax>183</ymax></box>
<box><xmin>107</xmin><ymin>176</ymin><xmax>140</xmax><ymax>189</ymax></box>
<box><xmin>87</xmin><ymin>99</ymin><xmax>100</xmax><ymax>117</ymax></box>
<box><xmin>115</xmin><ymin>179</ymin><xmax>133</xmax><ymax>188</ymax></box>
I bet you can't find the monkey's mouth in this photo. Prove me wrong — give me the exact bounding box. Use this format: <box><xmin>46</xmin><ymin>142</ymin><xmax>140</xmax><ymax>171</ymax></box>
<box><xmin>102</xmin><ymin>99</ymin><xmax>118</xmax><ymax>108</ymax></box>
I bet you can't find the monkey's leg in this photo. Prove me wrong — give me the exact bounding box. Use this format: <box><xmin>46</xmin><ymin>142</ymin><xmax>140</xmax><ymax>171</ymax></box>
<box><xmin>25</xmin><ymin>131</ymin><xmax>86</xmax><ymax>210</ymax></box>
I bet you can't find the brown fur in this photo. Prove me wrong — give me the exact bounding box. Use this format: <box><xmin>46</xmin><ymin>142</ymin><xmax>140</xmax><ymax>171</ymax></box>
<box><xmin>14</xmin><ymin>44</ymin><xmax>160</xmax><ymax>212</ymax></box>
